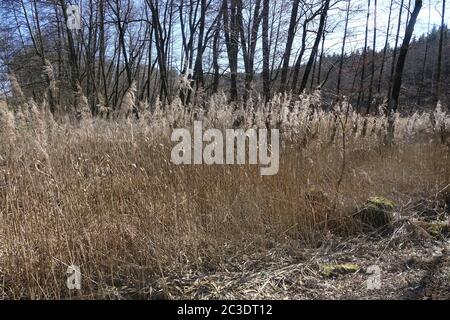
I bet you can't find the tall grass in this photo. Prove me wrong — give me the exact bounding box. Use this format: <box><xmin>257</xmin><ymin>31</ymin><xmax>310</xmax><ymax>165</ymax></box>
<box><xmin>0</xmin><ymin>92</ymin><xmax>449</xmax><ymax>299</ymax></box>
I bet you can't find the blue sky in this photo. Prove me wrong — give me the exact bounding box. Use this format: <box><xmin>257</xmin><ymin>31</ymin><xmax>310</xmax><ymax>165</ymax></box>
<box><xmin>324</xmin><ymin>0</ymin><xmax>449</xmax><ymax>54</ymax></box>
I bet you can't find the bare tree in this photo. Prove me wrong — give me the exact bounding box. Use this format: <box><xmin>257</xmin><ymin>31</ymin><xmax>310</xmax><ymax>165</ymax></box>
<box><xmin>367</xmin><ymin>0</ymin><xmax>377</xmax><ymax>114</ymax></box>
<box><xmin>435</xmin><ymin>0</ymin><xmax>446</xmax><ymax>104</ymax></box>
<box><xmin>211</xmin><ymin>9</ymin><xmax>222</xmax><ymax>94</ymax></box>
<box><xmin>18</xmin><ymin>0</ymin><xmax>57</xmax><ymax>112</ymax></box>
<box><xmin>262</xmin><ymin>0</ymin><xmax>271</xmax><ymax>102</ymax></box>
<box><xmin>388</xmin><ymin>0</ymin><xmax>405</xmax><ymax>99</ymax></box>
<box><xmin>356</xmin><ymin>0</ymin><xmax>371</xmax><ymax>112</ymax></box>
<box><xmin>298</xmin><ymin>0</ymin><xmax>330</xmax><ymax>94</ymax></box>
<box><xmin>291</xmin><ymin>8</ymin><xmax>321</xmax><ymax>92</ymax></box>
<box><xmin>389</xmin><ymin>0</ymin><xmax>422</xmax><ymax>112</ymax></box>
<box><xmin>193</xmin><ymin>0</ymin><xmax>207</xmax><ymax>88</ymax></box>
<box><xmin>223</xmin><ymin>0</ymin><xmax>239</xmax><ymax>101</ymax></box>
<box><xmin>236</xmin><ymin>0</ymin><xmax>262</xmax><ymax>100</ymax></box>
<box><xmin>387</xmin><ymin>0</ymin><xmax>423</xmax><ymax>143</ymax></box>
<box><xmin>146</xmin><ymin>0</ymin><xmax>169</xmax><ymax>101</ymax></box>
<box><xmin>279</xmin><ymin>0</ymin><xmax>301</xmax><ymax>93</ymax></box>
<box><xmin>377</xmin><ymin>0</ymin><xmax>393</xmax><ymax>94</ymax></box>
<box><xmin>0</xmin><ymin>0</ymin><xmax>446</xmax><ymax>114</ymax></box>
<box><xmin>336</xmin><ymin>0</ymin><xmax>350</xmax><ymax>96</ymax></box>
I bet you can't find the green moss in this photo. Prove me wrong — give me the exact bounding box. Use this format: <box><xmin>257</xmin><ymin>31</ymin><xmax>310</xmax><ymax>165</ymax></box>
<box><xmin>422</xmin><ymin>222</ymin><xmax>450</xmax><ymax>238</ymax></box>
<box><xmin>321</xmin><ymin>263</ymin><xmax>360</xmax><ymax>277</ymax></box>
<box><xmin>366</xmin><ymin>196</ymin><xmax>395</xmax><ymax>209</ymax></box>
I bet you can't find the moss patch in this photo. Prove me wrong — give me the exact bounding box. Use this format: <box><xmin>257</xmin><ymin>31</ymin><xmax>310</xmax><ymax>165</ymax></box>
<box><xmin>321</xmin><ymin>263</ymin><xmax>360</xmax><ymax>277</ymax></box>
<box><xmin>367</xmin><ymin>196</ymin><xmax>395</xmax><ymax>209</ymax></box>
<box><xmin>413</xmin><ymin>221</ymin><xmax>450</xmax><ymax>239</ymax></box>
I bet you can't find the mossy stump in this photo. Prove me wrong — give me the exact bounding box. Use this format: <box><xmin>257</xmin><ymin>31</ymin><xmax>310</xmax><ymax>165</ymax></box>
<box><xmin>356</xmin><ymin>196</ymin><xmax>395</xmax><ymax>230</ymax></box>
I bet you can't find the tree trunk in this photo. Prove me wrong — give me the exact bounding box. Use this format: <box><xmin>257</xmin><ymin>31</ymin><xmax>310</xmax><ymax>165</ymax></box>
<box><xmin>356</xmin><ymin>0</ymin><xmax>371</xmax><ymax>112</ymax></box>
<box><xmin>435</xmin><ymin>0</ymin><xmax>446</xmax><ymax>104</ymax></box>
<box><xmin>291</xmin><ymin>18</ymin><xmax>309</xmax><ymax>92</ymax></box>
<box><xmin>377</xmin><ymin>0</ymin><xmax>393</xmax><ymax>94</ymax></box>
<box><xmin>262</xmin><ymin>0</ymin><xmax>270</xmax><ymax>103</ymax></box>
<box><xmin>316</xmin><ymin>20</ymin><xmax>326</xmax><ymax>87</ymax></box>
<box><xmin>193</xmin><ymin>0</ymin><xmax>206</xmax><ymax>88</ymax></box>
<box><xmin>223</xmin><ymin>0</ymin><xmax>239</xmax><ymax>102</ymax></box>
<box><xmin>298</xmin><ymin>0</ymin><xmax>330</xmax><ymax>94</ymax></box>
<box><xmin>212</xmin><ymin>12</ymin><xmax>222</xmax><ymax>94</ymax></box>
<box><xmin>98</xmin><ymin>0</ymin><xmax>109</xmax><ymax>108</ymax></box>
<box><xmin>388</xmin><ymin>0</ymin><xmax>405</xmax><ymax>99</ymax></box>
<box><xmin>387</xmin><ymin>0</ymin><xmax>423</xmax><ymax>144</ymax></box>
<box><xmin>389</xmin><ymin>0</ymin><xmax>422</xmax><ymax>112</ymax></box>
<box><xmin>147</xmin><ymin>0</ymin><xmax>169</xmax><ymax>101</ymax></box>
<box><xmin>336</xmin><ymin>0</ymin><xmax>350</xmax><ymax>96</ymax></box>
<box><xmin>236</xmin><ymin>0</ymin><xmax>261</xmax><ymax>101</ymax></box>
<box><xmin>279</xmin><ymin>0</ymin><xmax>300</xmax><ymax>92</ymax></box>
<box><xmin>417</xmin><ymin>0</ymin><xmax>431</xmax><ymax>105</ymax></box>
<box><xmin>367</xmin><ymin>0</ymin><xmax>377</xmax><ymax>114</ymax></box>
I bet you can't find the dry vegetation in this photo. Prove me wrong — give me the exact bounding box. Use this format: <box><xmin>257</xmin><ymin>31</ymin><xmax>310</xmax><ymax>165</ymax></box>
<box><xmin>0</xmin><ymin>91</ymin><xmax>449</xmax><ymax>299</ymax></box>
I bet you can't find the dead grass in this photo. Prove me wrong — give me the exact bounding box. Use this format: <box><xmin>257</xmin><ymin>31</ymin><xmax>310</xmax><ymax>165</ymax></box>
<box><xmin>0</xmin><ymin>96</ymin><xmax>449</xmax><ymax>299</ymax></box>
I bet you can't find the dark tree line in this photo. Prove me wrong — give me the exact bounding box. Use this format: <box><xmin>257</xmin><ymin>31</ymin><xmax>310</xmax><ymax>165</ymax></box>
<box><xmin>0</xmin><ymin>0</ymin><xmax>447</xmax><ymax>115</ymax></box>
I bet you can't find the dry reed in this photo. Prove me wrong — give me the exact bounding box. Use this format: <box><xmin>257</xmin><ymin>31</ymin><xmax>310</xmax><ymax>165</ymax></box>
<box><xmin>0</xmin><ymin>91</ymin><xmax>449</xmax><ymax>299</ymax></box>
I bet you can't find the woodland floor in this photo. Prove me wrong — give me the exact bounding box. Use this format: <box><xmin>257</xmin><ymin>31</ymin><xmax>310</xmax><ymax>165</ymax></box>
<box><xmin>159</xmin><ymin>237</ymin><xmax>450</xmax><ymax>300</ymax></box>
<box><xmin>108</xmin><ymin>194</ymin><xmax>450</xmax><ymax>300</ymax></box>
